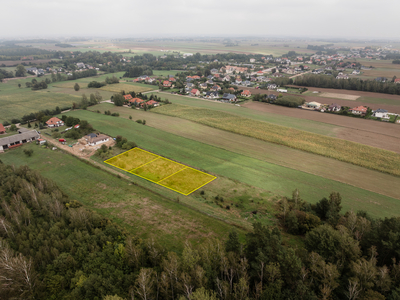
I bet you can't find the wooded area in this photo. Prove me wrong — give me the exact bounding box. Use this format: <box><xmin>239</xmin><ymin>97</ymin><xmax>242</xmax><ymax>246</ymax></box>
<box><xmin>1</xmin><ymin>163</ymin><xmax>400</xmax><ymax>299</ymax></box>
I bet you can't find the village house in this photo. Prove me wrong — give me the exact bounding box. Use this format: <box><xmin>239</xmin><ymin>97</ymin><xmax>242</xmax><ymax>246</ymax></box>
<box><xmin>0</xmin><ymin>130</ymin><xmax>39</xmax><ymax>152</ymax></box>
<box><xmin>267</xmin><ymin>94</ymin><xmax>277</xmax><ymax>101</ymax></box>
<box><xmin>123</xmin><ymin>94</ymin><xmax>133</xmax><ymax>101</ymax></box>
<box><xmin>205</xmin><ymin>91</ymin><xmax>219</xmax><ymax>99</ymax></box>
<box><xmin>129</xmin><ymin>98</ymin><xmax>145</xmax><ymax>106</ymax></box>
<box><xmin>222</xmin><ymin>93</ymin><xmax>237</xmax><ymax>102</ymax></box>
<box><xmin>210</xmin><ymin>68</ymin><xmax>219</xmax><ymax>74</ymax></box>
<box><xmin>241</xmin><ymin>90</ymin><xmax>252</xmax><ymax>97</ymax></box>
<box><xmin>350</xmin><ymin>106</ymin><xmax>368</xmax><ymax>115</ymax></box>
<box><xmin>328</xmin><ymin>103</ymin><xmax>341</xmax><ymax>112</ymax></box>
<box><xmin>84</xmin><ymin>133</ymin><xmax>109</xmax><ymax>146</ymax></box>
<box><xmin>0</xmin><ymin>123</ymin><xmax>5</xmax><ymax>134</ymax></box>
<box><xmin>191</xmin><ymin>89</ymin><xmax>200</xmax><ymax>96</ymax></box>
<box><xmin>373</xmin><ymin>108</ymin><xmax>389</xmax><ymax>119</ymax></box>
<box><xmin>336</xmin><ymin>73</ymin><xmax>349</xmax><ymax>79</ymax></box>
<box><xmin>211</xmin><ymin>85</ymin><xmax>221</xmax><ymax>91</ymax></box>
<box><xmin>146</xmin><ymin>100</ymin><xmax>159</xmax><ymax>107</ymax></box>
<box><xmin>394</xmin><ymin>78</ymin><xmax>400</xmax><ymax>84</ymax></box>
<box><xmin>199</xmin><ymin>83</ymin><xmax>208</xmax><ymax>89</ymax></box>
<box><xmin>46</xmin><ymin>117</ymin><xmax>64</xmax><ymax>128</ymax></box>
<box><xmin>163</xmin><ymin>80</ymin><xmax>172</xmax><ymax>87</ymax></box>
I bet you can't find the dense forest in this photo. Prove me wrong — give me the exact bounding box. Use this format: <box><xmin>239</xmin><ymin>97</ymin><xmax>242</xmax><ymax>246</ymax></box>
<box><xmin>1</xmin><ymin>163</ymin><xmax>400</xmax><ymax>300</ymax></box>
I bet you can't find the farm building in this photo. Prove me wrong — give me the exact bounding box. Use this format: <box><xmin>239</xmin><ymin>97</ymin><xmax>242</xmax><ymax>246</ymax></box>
<box><xmin>46</xmin><ymin>117</ymin><xmax>64</xmax><ymax>128</ymax></box>
<box><xmin>0</xmin><ymin>130</ymin><xmax>39</xmax><ymax>151</ymax></box>
<box><xmin>84</xmin><ymin>133</ymin><xmax>109</xmax><ymax>146</ymax></box>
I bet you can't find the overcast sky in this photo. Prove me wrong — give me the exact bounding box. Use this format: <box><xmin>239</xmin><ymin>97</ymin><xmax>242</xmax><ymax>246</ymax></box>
<box><xmin>1</xmin><ymin>0</ymin><xmax>399</xmax><ymax>39</ymax></box>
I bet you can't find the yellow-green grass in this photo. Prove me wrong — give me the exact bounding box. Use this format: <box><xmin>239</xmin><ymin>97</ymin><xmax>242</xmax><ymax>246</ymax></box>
<box><xmin>160</xmin><ymin>168</ymin><xmax>216</xmax><ymax>195</ymax></box>
<box><xmin>106</xmin><ymin>147</ymin><xmax>216</xmax><ymax>195</ymax></box>
<box><xmin>153</xmin><ymin>104</ymin><xmax>400</xmax><ymax>177</ymax></box>
<box><xmin>133</xmin><ymin>157</ymin><xmax>185</xmax><ymax>181</ymax></box>
<box><xmin>105</xmin><ymin>147</ymin><xmax>158</xmax><ymax>170</ymax></box>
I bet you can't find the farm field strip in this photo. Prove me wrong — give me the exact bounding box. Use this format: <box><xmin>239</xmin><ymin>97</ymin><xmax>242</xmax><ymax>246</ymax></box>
<box><xmin>60</xmin><ymin>109</ymin><xmax>400</xmax><ymax>218</ymax></box>
<box><xmin>317</xmin><ymin>92</ymin><xmax>360</xmax><ymax>100</ymax></box>
<box><xmin>105</xmin><ymin>147</ymin><xmax>216</xmax><ymax>195</ymax></box>
<box><xmin>152</xmin><ymin>103</ymin><xmax>400</xmax><ymax>177</ymax></box>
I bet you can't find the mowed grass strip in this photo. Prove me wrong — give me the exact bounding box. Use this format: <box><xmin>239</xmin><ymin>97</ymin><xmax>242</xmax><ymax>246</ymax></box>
<box><xmin>106</xmin><ymin>148</ymin><xmax>158</xmax><ymax>170</ymax></box>
<box><xmin>153</xmin><ymin>104</ymin><xmax>400</xmax><ymax>177</ymax></box>
<box><xmin>132</xmin><ymin>157</ymin><xmax>186</xmax><ymax>182</ymax></box>
<box><xmin>160</xmin><ymin>168</ymin><xmax>217</xmax><ymax>195</ymax></box>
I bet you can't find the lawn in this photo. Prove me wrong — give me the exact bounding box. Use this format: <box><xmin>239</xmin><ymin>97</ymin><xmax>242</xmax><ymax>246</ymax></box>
<box><xmin>0</xmin><ymin>143</ymin><xmax>244</xmax><ymax>252</ymax></box>
<box><xmin>106</xmin><ymin>147</ymin><xmax>216</xmax><ymax>195</ymax></box>
<box><xmin>58</xmin><ymin>109</ymin><xmax>400</xmax><ymax>219</ymax></box>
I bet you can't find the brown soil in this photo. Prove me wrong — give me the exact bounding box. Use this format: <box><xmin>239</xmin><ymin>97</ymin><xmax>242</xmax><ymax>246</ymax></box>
<box><xmin>247</xmin><ymin>87</ymin><xmax>400</xmax><ymax>114</ymax></box>
<box><xmin>243</xmin><ymin>101</ymin><xmax>400</xmax><ymax>154</ymax></box>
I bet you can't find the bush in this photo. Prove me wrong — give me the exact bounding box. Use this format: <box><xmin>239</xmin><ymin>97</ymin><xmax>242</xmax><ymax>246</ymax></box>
<box><xmin>64</xmin><ymin>130</ymin><xmax>80</xmax><ymax>139</ymax></box>
<box><xmin>23</xmin><ymin>149</ymin><xmax>34</xmax><ymax>157</ymax></box>
<box><xmin>3</xmin><ymin>121</ymin><xmax>10</xmax><ymax>126</ymax></box>
<box><xmin>88</xmin><ymin>81</ymin><xmax>106</xmax><ymax>88</ymax></box>
<box><xmin>11</xmin><ymin>118</ymin><xmax>21</xmax><ymax>124</ymax></box>
<box><xmin>275</xmin><ymin>96</ymin><xmax>305</xmax><ymax>107</ymax></box>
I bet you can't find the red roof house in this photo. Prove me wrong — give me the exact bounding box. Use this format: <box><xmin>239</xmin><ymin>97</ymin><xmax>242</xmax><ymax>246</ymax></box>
<box><xmin>0</xmin><ymin>123</ymin><xmax>5</xmax><ymax>134</ymax></box>
<box><xmin>123</xmin><ymin>94</ymin><xmax>133</xmax><ymax>101</ymax></box>
<box><xmin>163</xmin><ymin>81</ymin><xmax>172</xmax><ymax>87</ymax></box>
<box><xmin>146</xmin><ymin>100</ymin><xmax>159</xmax><ymax>107</ymax></box>
<box><xmin>241</xmin><ymin>90</ymin><xmax>252</xmax><ymax>97</ymax></box>
<box><xmin>395</xmin><ymin>78</ymin><xmax>400</xmax><ymax>83</ymax></box>
<box><xmin>129</xmin><ymin>98</ymin><xmax>145</xmax><ymax>106</ymax></box>
<box><xmin>191</xmin><ymin>89</ymin><xmax>200</xmax><ymax>96</ymax></box>
<box><xmin>46</xmin><ymin>117</ymin><xmax>64</xmax><ymax>128</ymax></box>
<box><xmin>350</xmin><ymin>106</ymin><xmax>368</xmax><ymax>115</ymax></box>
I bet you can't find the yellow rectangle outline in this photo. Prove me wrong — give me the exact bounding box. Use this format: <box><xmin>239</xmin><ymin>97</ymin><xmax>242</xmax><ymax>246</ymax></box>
<box><xmin>104</xmin><ymin>147</ymin><xmax>216</xmax><ymax>195</ymax></box>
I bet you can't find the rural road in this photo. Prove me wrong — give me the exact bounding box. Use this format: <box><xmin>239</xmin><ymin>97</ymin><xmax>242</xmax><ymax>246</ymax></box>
<box><xmin>289</xmin><ymin>70</ymin><xmax>311</xmax><ymax>79</ymax></box>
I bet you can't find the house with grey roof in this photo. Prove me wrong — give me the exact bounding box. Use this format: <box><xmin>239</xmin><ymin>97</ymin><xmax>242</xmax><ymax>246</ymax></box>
<box><xmin>222</xmin><ymin>93</ymin><xmax>237</xmax><ymax>102</ymax></box>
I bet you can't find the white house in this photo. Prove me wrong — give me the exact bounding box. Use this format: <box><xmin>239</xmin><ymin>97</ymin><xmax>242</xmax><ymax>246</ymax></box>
<box><xmin>85</xmin><ymin>133</ymin><xmax>109</xmax><ymax>146</ymax></box>
<box><xmin>373</xmin><ymin>108</ymin><xmax>389</xmax><ymax>119</ymax></box>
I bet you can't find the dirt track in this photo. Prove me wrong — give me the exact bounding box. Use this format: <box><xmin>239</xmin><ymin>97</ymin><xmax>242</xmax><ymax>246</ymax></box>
<box><xmin>243</xmin><ymin>102</ymin><xmax>400</xmax><ymax>154</ymax></box>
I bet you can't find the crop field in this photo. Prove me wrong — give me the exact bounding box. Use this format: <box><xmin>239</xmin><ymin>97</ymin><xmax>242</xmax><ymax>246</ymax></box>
<box><xmin>105</xmin><ymin>148</ymin><xmax>216</xmax><ymax>195</ymax></box>
<box><xmin>58</xmin><ymin>109</ymin><xmax>400</xmax><ymax>218</ymax></box>
<box><xmin>317</xmin><ymin>92</ymin><xmax>360</xmax><ymax>101</ymax></box>
<box><xmin>153</xmin><ymin>103</ymin><xmax>400</xmax><ymax>176</ymax></box>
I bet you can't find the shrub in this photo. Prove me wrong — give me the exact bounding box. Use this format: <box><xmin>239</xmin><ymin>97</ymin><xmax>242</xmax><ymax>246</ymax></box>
<box><xmin>23</xmin><ymin>149</ymin><xmax>34</xmax><ymax>157</ymax></box>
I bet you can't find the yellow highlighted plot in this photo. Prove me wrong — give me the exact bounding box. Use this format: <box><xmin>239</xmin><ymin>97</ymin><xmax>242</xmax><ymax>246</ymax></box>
<box><xmin>104</xmin><ymin>148</ymin><xmax>216</xmax><ymax>195</ymax></box>
<box><xmin>105</xmin><ymin>148</ymin><xmax>158</xmax><ymax>171</ymax></box>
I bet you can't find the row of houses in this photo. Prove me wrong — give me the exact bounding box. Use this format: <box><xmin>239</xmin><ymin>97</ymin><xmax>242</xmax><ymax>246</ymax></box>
<box><xmin>123</xmin><ymin>94</ymin><xmax>159</xmax><ymax>107</ymax></box>
<box><xmin>303</xmin><ymin>102</ymin><xmax>397</xmax><ymax>120</ymax></box>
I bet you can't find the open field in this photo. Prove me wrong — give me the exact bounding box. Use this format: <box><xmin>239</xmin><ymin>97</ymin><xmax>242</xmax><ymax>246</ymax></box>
<box><xmin>143</xmin><ymin>92</ymin><xmax>400</xmax><ymax>153</ymax></box>
<box><xmin>243</xmin><ymin>101</ymin><xmax>400</xmax><ymax>153</ymax></box>
<box><xmin>0</xmin><ymin>143</ymin><xmax>245</xmax><ymax>252</ymax></box>
<box><xmin>0</xmin><ymin>71</ymin><xmax>155</xmax><ymax>122</ymax></box>
<box><xmin>58</xmin><ymin>109</ymin><xmax>400</xmax><ymax>218</ymax></box>
<box><xmin>87</xmin><ymin>103</ymin><xmax>400</xmax><ymax>202</ymax></box>
<box><xmin>318</xmin><ymin>92</ymin><xmax>360</xmax><ymax>101</ymax></box>
<box><xmin>343</xmin><ymin>58</ymin><xmax>400</xmax><ymax>80</ymax></box>
<box><xmin>153</xmin><ymin>103</ymin><xmax>400</xmax><ymax>176</ymax></box>
<box><xmin>106</xmin><ymin>147</ymin><xmax>216</xmax><ymax>195</ymax></box>
<box><xmin>0</xmin><ymin>59</ymin><xmax>56</xmax><ymax>66</ymax></box>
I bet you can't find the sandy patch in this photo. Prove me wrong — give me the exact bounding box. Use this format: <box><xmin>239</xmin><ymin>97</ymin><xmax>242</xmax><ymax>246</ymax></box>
<box><xmin>319</xmin><ymin>93</ymin><xmax>360</xmax><ymax>101</ymax></box>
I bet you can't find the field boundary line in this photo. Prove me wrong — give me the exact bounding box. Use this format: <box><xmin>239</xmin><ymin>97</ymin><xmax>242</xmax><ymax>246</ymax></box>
<box><xmin>104</xmin><ymin>147</ymin><xmax>137</xmax><ymax>163</ymax></box>
<box><xmin>139</xmin><ymin>148</ymin><xmax>190</xmax><ymax>169</ymax></box>
<box><xmin>130</xmin><ymin>157</ymin><xmax>160</xmax><ymax>172</ymax></box>
<box><xmin>158</xmin><ymin>166</ymin><xmax>188</xmax><ymax>183</ymax></box>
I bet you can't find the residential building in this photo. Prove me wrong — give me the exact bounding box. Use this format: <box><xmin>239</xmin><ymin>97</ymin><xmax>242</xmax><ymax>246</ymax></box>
<box><xmin>241</xmin><ymin>90</ymin><xmax>252</xmax><ymax>97</ymax></box>
<box><xmin>350</xmin><ymin>106</ymin><xmax>368</xmax><ymax>115</ymax></box>
<box><xmin>0</xmin><ymin>124</ymin><xmax>5</xmax><ymax>134</ymax></box>
<box><xmin>191</xmin><ymin>89</ymin><xmax>200</xmax><ymax>96</ymax></box>
<box><xmin>163</xmin><ymin>81</ymin><xmax>172</xmax><ymax>87</ymax></box>
<box><xmin>373</xmin><ymin>108</ymin><xmax>389</xmax><ymax>119</ymax></box>
<box><xmin>46</xmin><ymin>117</ymin><xmax>64</xmax><ymax>128</ymax></box>
<box><xmin>222</xmin><ymin>93</ymin><xmax>237</xmax><ymax>102</ymax></box>
<box><xmin>328</xmin><ymin>103</ymin><xmax>341</xmax><ymax>112</ymax></box>
<box><xmin>146</xmin><ymin>100</ymin><xmax>159</xmax><ymax>107</ymax></box>
<box><xmin>84</xmin><ymin>133</ymin><xmax>109</xmax><ymax>146</ymax></box>
<box><xmin>205</xmin><ymin>91</ymin><xmax>219</xmax><ymax>99</ymax></box>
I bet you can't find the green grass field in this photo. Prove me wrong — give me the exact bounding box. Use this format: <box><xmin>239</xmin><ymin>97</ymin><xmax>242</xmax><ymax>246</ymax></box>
<box><xmin>0</xmin><ymin>143</ymin><xmax>244</xmax><ymax>252</ymax></box>
<box><xmin>153</xmin><ymin>103</ymin><xmax>400</xmax><ymax>177</ymax></box>
<box><xmin>105</xmin><ymin>147</ymin><xmax>216</xmax><ymax>195</ymax></box>
<box><xmin>0</xmin><ymin>72</ymin><xmax>154</xmax><ymax>123</ymax></box>
<box><xmin>57</xmin><ymin>109</ymin><xmax>400</xmax><ymax>219</ymax></box>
